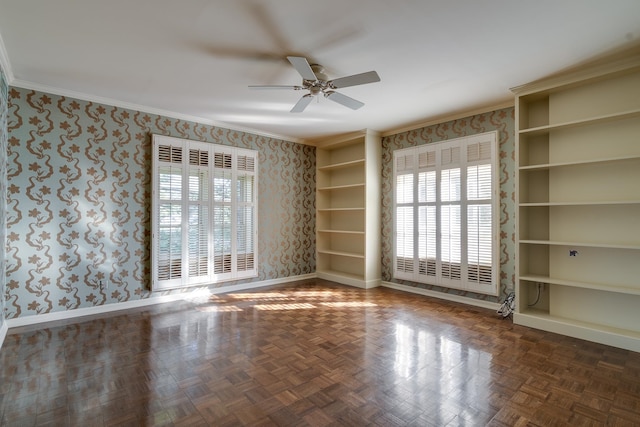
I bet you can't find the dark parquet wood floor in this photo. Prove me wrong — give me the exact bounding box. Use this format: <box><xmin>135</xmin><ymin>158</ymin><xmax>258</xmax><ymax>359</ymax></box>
<box><xmin>1</xmin><ymin>279</ymin><xmax>640</xmax><ymax>426</ymax></box>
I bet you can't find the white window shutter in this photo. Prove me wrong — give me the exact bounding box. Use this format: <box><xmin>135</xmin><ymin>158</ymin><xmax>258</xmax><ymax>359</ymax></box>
<box><xmin>393</xmin><ymin>132</ymin><xmax>498</xmax><ymax>295</ymax></box>
<box><xmin>394</xmin><ymin>150</ymin><xmax>415</xmax><ymax>279</ymax></box>
<box><xmin>416</xmin><ymin>147</ymin><xmax>437</xmax><ymax>281</ymax></box>
<box><xmin>212</xmin><ymin>146</ymin><xmax>233</xmax><ymax>281</ymax></box>
<box><xmin>152</xmin><ymin>136</ymin><xmax>258</xmax><ymax>290</ymax></box>
<box><xmin>155</xmin><ymin>144</ymin><xmax>184</xmax><ymax>288</ymax></box>
<box><xmin>234</xmin><ymin>152</ymin><xmax>257</xmax><ymax>278</ymax></box>
<box><xmin>187</xmin><ymin>166</ymin><xmax>209</xmax><ymax>284</ymax></box>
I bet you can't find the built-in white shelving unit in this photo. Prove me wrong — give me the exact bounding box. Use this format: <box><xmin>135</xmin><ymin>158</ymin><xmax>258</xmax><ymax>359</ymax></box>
<box><xmin>513</xmin><ymin>48</ymin><xmax>640</xmax><ymax>352</ymax></box>
<box><xmin>316</xmin><ymin>130</ymin><xmax>381</xmax><ymax>288</ymax></box>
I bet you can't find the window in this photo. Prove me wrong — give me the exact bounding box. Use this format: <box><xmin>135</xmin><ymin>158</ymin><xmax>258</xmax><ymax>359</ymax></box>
<box><xmin>152</xmin><ymin>135</ymin><xmax>258</xmax><ymax>290</ymax></box>
<box><xmin>393</xmin><ymin>132</ymin><xmax>498</xmax><ymax>295</ymax></box>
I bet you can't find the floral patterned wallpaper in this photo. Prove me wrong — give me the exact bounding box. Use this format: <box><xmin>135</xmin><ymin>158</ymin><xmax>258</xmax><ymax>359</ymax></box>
<box><xmin>382</xmin><ymin>108</ymin><xmax>515</xmax><ymax>303</ymax></box>
<box><xmin>4</xmin><ymin>84</ymin><xmax>514</xmax><ymax>320</ymax></box>
<box><xmin>0</xmin><ymin>66</ymin><xmax>7</xmax><ymax>330</ymax></box>
<box><xmin>5</xmin><ymin>87</ymin><xmax>316</xmax><ymax>319</ymax></box>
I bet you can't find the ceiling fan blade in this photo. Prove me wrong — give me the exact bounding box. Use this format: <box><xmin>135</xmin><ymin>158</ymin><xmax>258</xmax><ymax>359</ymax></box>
<box><xmin>325</xmin><ymin>91</ymin><xmax>364</xmax><ymax>110</ymax></box>
<box><xmin>249</xmin><ymin>85</ymin><xmax>302</xmax><ymax>90</ymax></box>
<box><xmin>291</xmin><ymin>94</ymin><xmax>314</xmax><ymax>113</ymax></box>
<box><xmin>287</xmin><ymin>56</ymin><xmax>317</xmax><ymax>81</ymax></box>
<box><xmin>329</xmin><ymin>71</ymin><xmax>380</xmax><ymax>89</ymax></box>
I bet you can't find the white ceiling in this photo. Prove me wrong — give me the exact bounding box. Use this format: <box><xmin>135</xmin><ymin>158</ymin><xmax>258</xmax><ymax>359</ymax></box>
<box><xmin>1</xmin><ymin>0</ymin><xmax>639</xmax><ymax>143</ymax></box>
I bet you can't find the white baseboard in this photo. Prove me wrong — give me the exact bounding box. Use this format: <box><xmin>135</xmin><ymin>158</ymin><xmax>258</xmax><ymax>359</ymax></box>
<box><xmin>4</xmin><ymin>273</ymin><xmax>317</xmax><ymax>330</ymax></box>
<box><xmin>381</xmin><ymin>281</ymin><xmax>500</xmax><ymax>311</ymax></box>
<box><xmin>316</xmin><ymin>271</ymin><xmax>381</xmax><ymax>289</ymax></box>
<box><xmin>1</xmin><ymin>275</ymin><xmax>500</xmax><ymax>352</ymax></box>
<box><xmin>514</xmin><ymin>312</ymin><xmax>640</xmax><ymax>353</ymax></box>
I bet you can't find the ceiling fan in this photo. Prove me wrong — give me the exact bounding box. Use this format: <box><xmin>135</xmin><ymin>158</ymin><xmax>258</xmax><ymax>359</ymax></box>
<box><xmin>249</xmin><ymin>56</ymin><xmax>381</xmax><ymax>113</ymax></box>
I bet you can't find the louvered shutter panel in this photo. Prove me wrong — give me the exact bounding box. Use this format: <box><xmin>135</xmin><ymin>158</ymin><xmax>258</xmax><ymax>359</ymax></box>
<box><xmin>417</xmin><ymin>146</ymin><xmax>437</xmax><ymax>281</ymax></box>
<box><xmin>213</xmin><ymin>149</ymin><xmax>233</xmax><ymax>279</ymax></box>
<box><xmin>440</xmin><ymin>164</ymin><xmax>462</xmax><ymax>286</ymax></box>
<box><xmin>235</xmin><ymin>154</ymin><xmax>257</xmax><ymax>276</ymax></box>
<box><xmin>466</xmin><ymin>138</ymin><xmax>494</xmax><ymax>292</ymax></box>
<box><xmin>187</xmin><ymin>147</ymin><xmax>210</xmax><ymax>283</ymax></box>
<box><xmin>394</xmin><ymin>151</ymin><xmax>415</xmax><ymax>279</ymax></box>
<box><xmin>154</xmin><ymin>143</ymin><xmax>184</xmax><ymax>288</ymax></box>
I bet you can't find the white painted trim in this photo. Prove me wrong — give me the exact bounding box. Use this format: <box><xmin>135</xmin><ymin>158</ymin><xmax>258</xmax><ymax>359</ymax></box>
<box><xmin>381</xmin><ymin>281</ymin><xmax>500</xmax><ymax>311</ymax></box>
<box><xmin>1</xmin><ymin>38</ymin><xmax>511</xmax><ymax>148</ymax></box>
<box><xmin>0</xmin><ymin>274</ymin><xmax>504</xmax><ymax>352</ymax></box>
<box><xmin>510</xmin><ymin>47</ymin><xmax>640</xmax><ymax>96</ymax></box>
<box><xmin>381</xmin><ymin>100</ymin><xmax>514</xmax><ymax>137</ymax></box>
<box><xmin>0</xmin><ymin>321</ymin><xmax>8</xmax><ymax>353</ymax></box>
<box><xmin>391</xmin><ymin>131</ymin><xmax>500</xmax><ymax>296</ymax></box>
<box><xmin>317</xmin><ymin>272</ymin><xmax>381</xmax><ymax>289</ymax></box>
<box><xmin>514</xmin><ymin>312</ymin><xmax>640</xmax><ymax>353</ymax></box>
<box><xmin>152</xmin><ymin>136</ymin><xmax>260</xmax><ymax>290</ymax></box>
<box><xmin>0</xmin><ymin>32</ymin><xmax>13</xmax><ymax>82</ymax></box>
<box><xmin>4</xmin><ymin>273</ymin><xmax>316</xmax><ymax>330</ymax></box>
<box><xmin>8</xmin><ymin>78</ymin><xmax>302</xmax><ymax>144</ymax></box>
<box><xmin>0</xmin><ymin>25</ymin><xmax>514</xmax><ymax>147</ymax></box>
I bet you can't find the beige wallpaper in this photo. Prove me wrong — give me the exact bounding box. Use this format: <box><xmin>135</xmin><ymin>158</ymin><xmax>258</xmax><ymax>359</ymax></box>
<box><xmin>4</xmin><ymin>85</ymin><xmax>514</xmax><ymax>320</ymax></box>
<box><xmin>5</xmin><ymin>88</ymin><xmax>316</xmax><ymax>319</ymax></box>
<box><xmin>0</xmin><ymin>66</ymin><xmax>7</xmax><ymax>329</ymax></box>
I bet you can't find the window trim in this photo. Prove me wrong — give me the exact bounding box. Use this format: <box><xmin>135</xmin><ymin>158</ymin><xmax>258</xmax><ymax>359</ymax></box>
<box><xmin>393</xmin><ymin>131</ymin><xmax>499</xmax><ymax>295</ymax></box>
<box><xmin>151</xmin><ymin>135</ymin><xmax>258</xmax><ymax>291</ymax></box>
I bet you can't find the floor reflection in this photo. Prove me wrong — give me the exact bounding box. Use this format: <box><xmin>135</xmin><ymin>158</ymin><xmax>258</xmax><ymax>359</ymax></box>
<box><xmin>1</xmin><ymin>279</ymin><xmax>639</xmax><ymax>426</ymax></box>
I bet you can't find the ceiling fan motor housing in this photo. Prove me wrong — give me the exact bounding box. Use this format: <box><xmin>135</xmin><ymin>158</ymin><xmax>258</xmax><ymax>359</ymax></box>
<box><xmin>310</xmin><ymin>64</ymin><xmax>328</xmax><ymax>82</ymax></box>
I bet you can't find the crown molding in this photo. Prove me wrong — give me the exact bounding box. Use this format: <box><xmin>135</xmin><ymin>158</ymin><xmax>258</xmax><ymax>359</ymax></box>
<box><xmin>381</xmin><ymin>99</ymin><xmax>514</xmax><ymax>137</ymax></box>
<box><xmin>308</xmin><ymin>128</ymin><xmax>381</xmax><ymax>148</ymax></box>
<box><xmin>2</xmin><ymin>33</ymin><xmax>514</xmax><ymax>147</ymax></box>
<box><xmin>9</xmin><ymin>78</ymin><xmax>304</xmax><ymax>144</ymax></box>
<box><xmin>511</xmin><ymin>42</ymin><xmax>640</xmax><ymax>96</ymax></box>
<box><xmin>0</xmin><ymin>28</ymin><xmax>303</xmax><ymax>144</ymax></box>
<box><xmin>0</xmin><ymin>31</ymin><xmax>13</xmax><ymax>82</ymax></box>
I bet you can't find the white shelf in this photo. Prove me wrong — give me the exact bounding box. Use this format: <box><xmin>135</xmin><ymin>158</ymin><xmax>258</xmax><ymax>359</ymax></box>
<box><xmin>317</xmin><ymin>183</ymin><xmax>365</xmax><ymax>191</ymax></box>
<box><xmin>519</xmin><ymin>240</ymin><xmax>640</xmax><ymax>250</ymax></box>
<box><xmin>514</xmin><ymin>48</ymin><xmax>640</xmax><ymax>352</ymax></box>
<box><xmin>519</xmin><ymin>155</ymin><xmax>640</xmax><ymax>171</ymax></box>
<box><xmin>317</xmin><ymin>249</ymin><xmax>365</xmax><ymax>259</ymax></box>
<box><xmin>519</xmin><ymin>274</ymin><xmax>640</xmax><ymax>296</ymax></box>
<box><xmin>318</xmin><ymin>158</ymin><xmax>365</xmax><ymax>171</ymax></box>
<box><xmin>520</xmin><ymin>200</ymin><xmax>640</xmax><ymax>206</ymax></box>
<box><xmin>519</xmin><ymin>108</ymin><xmax>640</xmax><ymax>135</ymax></box>
<box><xmin>317</xmin><ymin>207</ymin><xmax>365</xmax><ymax>212</ymax></box>
<box><xmin>317</xmin><ymin>230</ymin><xmax>365</xmax><ymax>235</ymax></box>
<box><xmin>316</xmin><ymin>130</ymin><xmax>381</xmax><ymax>289</ymax></box>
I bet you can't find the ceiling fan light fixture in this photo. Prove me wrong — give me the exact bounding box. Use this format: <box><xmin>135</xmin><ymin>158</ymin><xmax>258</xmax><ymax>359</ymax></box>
<box><xmin>249</xmin><ymin>56</ymin><xmax>380</xmax><ymax>113</ymax></box>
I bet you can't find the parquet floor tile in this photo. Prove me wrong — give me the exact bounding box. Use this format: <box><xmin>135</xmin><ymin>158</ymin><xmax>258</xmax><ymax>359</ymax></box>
<box><xmin>2</xmin><ymin>279</ymin><xmax>640</xmax><ymax>426</ymax></box>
